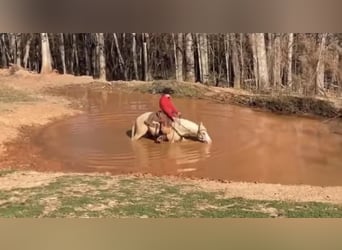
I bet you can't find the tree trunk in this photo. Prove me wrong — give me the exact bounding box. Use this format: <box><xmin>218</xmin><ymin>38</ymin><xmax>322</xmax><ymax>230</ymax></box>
<box><xmin>287</xmin><ymin>33</ymin><xmax>294</xmax><ymax>85</ymax></box>
<box><xmin>172</xmin><ymin>33</ymin><xmax>178</xmax><ymax>79</ymax></box>
<box><xmin>40</xmin><ymin>33</ymin><xmax>53</xmax><ymax>74</ymax></box>
<box><xmin>249</xmin><ymin>33</ymin><xmax>259</xmax><ymax>88</ymax></box>
<box><xmin>113</xmin><ymin>33</ymin><xmax>127</xmax><ymax>80</ymax></box>
<box><xmin>316</xmin><ymin>33</ymin><xmax>327</xmax><ymax>96</ymax></box>
<box><xmin>185</xmin><ymin>33</ymin><xmax>195</xmax><ymax>82</ymax></box>
<box><xmin>9</xmin><ymin>33</ymin><xmax>16</xmax><ymax>64</ymax></box>
<box><xmin>122</xmin><ymin>33</ymin><xmax>126</xmax><ymax>48</ymax></box>
<box><xmin>142</xmin><ymin>39</ymin><xmax>148</xmax><ymax>81</ymax></box>
<box><xmin>266</xmin><ymin>33</ymin><xmax>273</xmax><ymax>82</ymax></box>
<box><xmin>198</xmin><ymin>33</ymin><xmax>209</xmax><ymax>84</ymax></box>
<box><xmin>174</xmin><ymin>33</ymin><xmax>183</xmax><ymax>81</ymax></box>
<box><xmin>34</xmin><ymin>43</ymin><xmax>40</xmax><ymax>72</ymax></box>
<box><xmin>230</xmin><ymin>33</ymin><xmax>241</xmax><ymax>88</ymax></box>
<box><xmin>69</xmin><ymin>35</ymin><xmax>74</xmax><ymax>74</ymax></box>
<box><xmin>16</xmin><ymin>33</ymin><xmax>22</xmax><ymax>67</ymax></box>
<box><xmin>239</xmin><ymin>33</ymin><xmax>245</xmax><ymax>85</ymax></box>
<box><xmin>72</xmin><ymin>34</ymin><xmax>79</xmax><ymax>75</ymax></box>
<box><xmin>59</xmin><ymin>33</ymin><xmax>66</xmax><ymax>74</ymax></box>
<box><xmin>273</xmin><ymin>33</ymin><xmax>282</xmax><ymax>87</ymax></box>
<box><xmin>331</xmin><ymin>51</ymin><xmax>339</xmax><ymax>85</ymax></box>
<box><xmin>255</xmin><ymin>33</ymin><xmax>269</xmax><ymax>90</ymax></box>
<box><xmin>83</xmin><ymin>34</ymin><xmax>90</xmax><ymax>75</ymax></box>
<box><xmin>132</xmin><ymin>33</ymin><xmax>139</xmax><ymax>80</ymax></box>
<box><xmin>224</xmin><ymin>34</ymin><xmax>230</xmax><ymax>84</ymax></box>
<box><xmin>23</xmin><ymin>34</ymin><xmax>32</xmax><ymax>69</ymax></box>
<box><xmin>97</xmin><ymin>33</ymin><xmax>106</xmax><ymax>81</ymax></box>
<box><xmin>144</xmin><ymin>33</ymin><xmax>153</xmax><ymax>81</ymax></box>
<box><xmin>0</xmin><ymin>34</ymin><xmax>7</xmax><ymax>67</ymax></box>
<box><xmin>92</xmin><ymin>34</ymin><xmax>97</xmax><ymax>77</ymax></box>
<box><xmin>211</xmin><ymin>37</ymin><xmax>216</xmax><ymax>84</ymax></box>
<box><xmin>196</xmin><ymin>34</ymin><xmax>202</xmax><ymax>82</ymax></box>
<box><xmin>94</xmin><ymin>33</ymin><xmax>100</xmax><ymax>77</ymax></box>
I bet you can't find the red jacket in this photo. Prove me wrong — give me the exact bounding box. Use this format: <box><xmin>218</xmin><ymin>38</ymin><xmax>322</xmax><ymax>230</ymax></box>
<box><xmin>159</xmin><ymin>94</ymin><xmax>179</xmax><ymax>120</ymax></box>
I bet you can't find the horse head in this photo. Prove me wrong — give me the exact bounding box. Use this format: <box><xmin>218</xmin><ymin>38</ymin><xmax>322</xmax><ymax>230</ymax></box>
<box><xmin>197</xmin><ymin>122</ymin><xmax>212</xmax><ymax>144</ymax></box>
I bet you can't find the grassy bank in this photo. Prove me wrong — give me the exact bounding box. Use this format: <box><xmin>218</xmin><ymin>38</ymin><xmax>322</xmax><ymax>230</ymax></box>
<box><xmin>0</xmin><ymin>84</ymin><xmax>36</xmax><ymax>104</ymax></box>
<box><xmin>102</xmin><ymin>80</ymin><xmax>341</xmax><ymax>118</ymax></box>
<box><xmin>0</xmin><ymin>170</ymin><xmax>341</xmax><ymax>218</ymax></box>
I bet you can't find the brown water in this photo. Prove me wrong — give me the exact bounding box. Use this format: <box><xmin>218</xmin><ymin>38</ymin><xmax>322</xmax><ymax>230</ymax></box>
<box><xmin>31</xmin><ymin>88</ymin><xmax>342</xmax><ymax>186</ymax></box>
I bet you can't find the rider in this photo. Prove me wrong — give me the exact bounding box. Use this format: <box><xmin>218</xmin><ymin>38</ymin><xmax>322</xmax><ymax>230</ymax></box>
<box><xmin>156</xmin><ymin>90</ymin><xmax>181</xmax><ymax>142</ymax></box>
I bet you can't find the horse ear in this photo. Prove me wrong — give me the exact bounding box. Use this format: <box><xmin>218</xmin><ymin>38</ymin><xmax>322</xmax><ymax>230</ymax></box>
<box><xmin>200</xmin><ymin>122</ymin><xmax>203</xmax><ymax>127</ymax></box>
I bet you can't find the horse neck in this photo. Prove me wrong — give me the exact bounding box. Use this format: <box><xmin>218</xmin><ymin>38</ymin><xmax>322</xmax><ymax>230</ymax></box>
<box><xmin>176</xmin><ymin>119</ymin><xmax>198</xmax><ymax>136</ymax></box>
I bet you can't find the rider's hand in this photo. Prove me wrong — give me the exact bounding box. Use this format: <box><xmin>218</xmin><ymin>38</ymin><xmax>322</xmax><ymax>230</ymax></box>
<box><xmin>177</xmin><ymin>112</ymin><xmax>182</xmax><ymax>117</ymax></box>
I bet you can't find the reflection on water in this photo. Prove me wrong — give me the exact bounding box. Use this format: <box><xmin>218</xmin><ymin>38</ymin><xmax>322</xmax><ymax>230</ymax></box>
<box><xmin>31</xmin><ymin>88</ymin><xmax>342</xmax><ymax>186</ymax></box>
<box><xmin>131</xmin><ymin>139</ymin><xmax>212</xmax><ymax>167</ymax></box>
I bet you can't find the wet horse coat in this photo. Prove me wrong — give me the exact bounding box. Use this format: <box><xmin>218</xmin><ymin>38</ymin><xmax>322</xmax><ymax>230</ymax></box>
<box><xmin>131</xmin><ymin>111</ymin><xmax>212</xmax><ymax>143</ymax></box>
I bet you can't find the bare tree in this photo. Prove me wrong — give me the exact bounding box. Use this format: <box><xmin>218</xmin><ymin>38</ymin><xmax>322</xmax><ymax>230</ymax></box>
<box><xmin>175</xmin><ymin>33</ymin><xmax>183</xmax><ymax>81</ymax></box>
<box><xmin>230</xmin><ymin>33</ymin><xmax>241</xmax><ymax>88</ymax></box>
<box><xmin>144</xmin><ymin>33</ymin><xmax>153</xmax><ymax>81</ymax></box>
<box><xmin>1</xmin><ymin>32</ymin><xmax>341</xmax><ymax>97</ymax></box>
<box><xmin>239</xmin><ymin>33</ymin><xmax>245</xmax><ymax>84</ymax></box>
<box><xmin>198</xmin><ymin>33</ymin><xmax>209</xmax><ymax>83</ymax></box>
<box><xmin>255</xmin><ymin>33</ymin><xmax>269</xmax><ymax>89</ymax></box>
<box><xmin>0</xmin><ymin>34</ymin><xmax>8</xmax><ymax>67</ymax></box>
<box><xmin>273</xmin><ymin>33</ymin><xmax>282</xmax><ymax>87</ymax></box>
<box><xmin>23</xmin><ymin>34</ymin><xmax>32</xmax><ymax>69</ymax></box>
<box><xmin>83</xmin><ymin>34</ymin><xmax>91</xmax><ymax>75</ymax></box>
<box><xmin>97</xmin><ymin>33</ymin><xmax>106</xmax><ymax>81</ymax></box>
<box><xmin>91</xmin><ymin>34</ymin><xmax>98</xmax><ymax>77</ymax></box>
<box><xmin>59</xmin><ymin>33</ymin><xmax>66</xmax><ymax>74</ymax></box>
<box><xmin>72</xmin><ymin>34</ymin><xmax>79</xmax><ymax>75</ymax></box>
<box><xmin>83</xmin><ymin>34</ymin><xmax>90</xmax><ymax>75</ymax></box>
<box><xmin>224</xmin><ymin>34</ymin><xmax>230</xmax><ymax>84</ymax></box>
<box><xmin>16</xmin><ymin>33</ymin><xmax>22</xmax><ymax>66</ymax></box>
<box><xmin>9</xmin><ymin>33</ymin><xmax>16</xmax><ymax>64</ymax></box>
<box><xmin>113</xmin><ymin>33</ymin><xmax>127</xmax><ymax>80</ymax></box>
<box><xmin>331</xmin><ymin>50</ymin><xmax>340</xmax><ymax>86</ymax></box>
<box><xmin>142</xmin><ymin>33</ymin><xmax>148</xmax><ymax>81</ymax></box>
<box><xmin>185</xmin><ymin>33</ymin><xmax>195</xmax><ymax>82</ymax></box>
<box><xmin>316</xmin><ymin>33</ymin><xmax>327</xmax><ymax>96</ymax></box>
<box><xmin>287</xmin><ymin>33</ymin><xmax>294</xmax><ymax>85</ymax></box>
<box><xmin>249</xmin><ymin>33</ymin><xmax>259</xmax><ymax>88</ymax></box>
<box><xmin>40</xmin><ymin>33</ymin><xmax>53</xmax><ymax>74</ymax></box>
<box><xmin>132</xmin><ymin>33</ymin><xmax>139</xmax><ymax>80</ymax></box>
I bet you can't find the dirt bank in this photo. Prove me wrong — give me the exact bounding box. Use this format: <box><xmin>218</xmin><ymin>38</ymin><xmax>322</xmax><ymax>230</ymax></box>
<box><xmin>0</xmin><ymin>67</ymin><xmax>93</xmax><ymax>153</ymax></box>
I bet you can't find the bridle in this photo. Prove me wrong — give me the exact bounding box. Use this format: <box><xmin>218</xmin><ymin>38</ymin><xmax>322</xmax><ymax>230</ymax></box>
<box><xmin>171</xmin><ymin>119</ymin><xmax>206</xmax><ymax>141</ymax></box>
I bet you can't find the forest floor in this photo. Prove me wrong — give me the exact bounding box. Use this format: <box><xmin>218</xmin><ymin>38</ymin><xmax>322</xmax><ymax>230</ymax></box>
<box><xmin>0</xmin><ymin>67</ymin><xmax>341</xmax><ymax>218</ymax></box>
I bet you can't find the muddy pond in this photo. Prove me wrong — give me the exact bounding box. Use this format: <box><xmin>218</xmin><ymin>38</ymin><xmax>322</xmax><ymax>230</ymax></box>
<box><xmin>12</xmin><ymin>87</ymin><xmax>342</xmax><ymax>186</ymax></box>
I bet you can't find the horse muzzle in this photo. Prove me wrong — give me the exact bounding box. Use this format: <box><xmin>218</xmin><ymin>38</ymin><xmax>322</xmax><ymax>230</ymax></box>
<box><xmin>201</xmin><ymin>134</ymin><xmax>212</xmax><ymax>144</ymax></box>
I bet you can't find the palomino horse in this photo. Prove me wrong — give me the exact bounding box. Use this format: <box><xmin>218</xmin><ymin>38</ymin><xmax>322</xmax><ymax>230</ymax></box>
<box><xmin>131</xmin><ymin>111</ymin><xmax>212</xmax><ymax>143</ymax></box>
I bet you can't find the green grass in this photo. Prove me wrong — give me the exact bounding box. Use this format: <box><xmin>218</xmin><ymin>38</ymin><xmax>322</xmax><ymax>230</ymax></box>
<box><xmin>0</xmin><ymin>85</ymin><xmax>36</xmax><ymax>103</ymax></box>
<box><xmin>0</xmin><ymin>174</ymin><xmax>341</xmax><ymax>218</ymax></box>
<box><xmin>0</xmin><ymin>169</ymin><xmax>15</xmax><ymax>177</ymax></box>
<box><xmin>133</xmin><ymin>80</ymin><xmax>207</xmax><ymax>98</ymax></box>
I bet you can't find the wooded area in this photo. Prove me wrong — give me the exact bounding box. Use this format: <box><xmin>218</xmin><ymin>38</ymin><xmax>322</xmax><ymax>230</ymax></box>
<box><xmin>0</xmin><ymin>33</ymin><xmax>341</xmax><ymax>96</ymax></box>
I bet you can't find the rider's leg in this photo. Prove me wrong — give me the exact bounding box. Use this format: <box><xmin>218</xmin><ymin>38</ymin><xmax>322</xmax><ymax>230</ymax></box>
<box><xmin>155</xmin><ymin>122</ymin><xmax>166</xmax><ymax>143</ymax></box>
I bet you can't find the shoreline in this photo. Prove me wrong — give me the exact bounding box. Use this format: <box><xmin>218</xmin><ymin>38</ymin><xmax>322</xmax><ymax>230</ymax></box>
<box><xmin>0</xmin><ymin>68</ymin><xmax>341</xmax><ymax>209</ymax></box>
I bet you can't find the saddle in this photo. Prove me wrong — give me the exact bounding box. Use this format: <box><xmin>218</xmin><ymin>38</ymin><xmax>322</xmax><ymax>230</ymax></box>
<box><xmin>145</xmin><ymin>111</ymin><xmax>173</xmax><ymax>134</ymax></box>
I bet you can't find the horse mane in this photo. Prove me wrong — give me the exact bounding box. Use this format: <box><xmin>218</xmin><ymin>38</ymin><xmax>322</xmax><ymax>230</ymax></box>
<box><xmin>173</xmin><ymin>118</ymin><xmax>203</xmax><ymax>137</ymax></box>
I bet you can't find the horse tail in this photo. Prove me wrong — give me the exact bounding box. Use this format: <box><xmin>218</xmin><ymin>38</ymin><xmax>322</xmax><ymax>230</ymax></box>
<box><xmin>131</xmin><ymin>122</ymin><xmax>136</xmax><ymax>140</ymax></box>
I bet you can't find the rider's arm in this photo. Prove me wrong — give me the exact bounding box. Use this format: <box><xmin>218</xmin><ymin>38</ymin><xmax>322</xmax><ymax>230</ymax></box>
<box><xmin>168</xmin><ymin>100</ymin><xmax>179</xmax><ymax>116</ymax></box>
